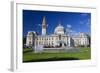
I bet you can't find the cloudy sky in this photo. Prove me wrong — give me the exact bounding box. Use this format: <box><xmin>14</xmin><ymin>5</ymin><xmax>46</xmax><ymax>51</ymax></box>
<box><xmin>23</xmin><ymin>10</ymin><xmax>91</xmax><ymax>36</ymax></box>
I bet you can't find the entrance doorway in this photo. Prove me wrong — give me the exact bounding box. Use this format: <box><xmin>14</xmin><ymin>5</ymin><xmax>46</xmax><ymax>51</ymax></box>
<box><xmin>59</xmin><ymin>43</ymin><xmax>62</xmax><ymax>47</ymax></box>
<box><xmin>57</xmin><ymin>40</ymin><xmax>67</xmax><ymax>47</ymax></box>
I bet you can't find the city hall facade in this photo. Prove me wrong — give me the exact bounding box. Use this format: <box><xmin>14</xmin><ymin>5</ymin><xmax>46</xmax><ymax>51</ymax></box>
<box><xmin>26</xmin><ymin>17</ymin><xmax>90</xmax><ymax>48</ymax></box>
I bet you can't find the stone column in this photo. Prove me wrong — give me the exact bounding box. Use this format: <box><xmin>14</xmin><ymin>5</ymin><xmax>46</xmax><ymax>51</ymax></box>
<box><xmin>68</xmin><ymin>37</ymin><xmax>70</xmax><ymax>47</ymax></box>
<box><xmin>33</xmin><ymin>36</ymin><xmax>38</xmax><ymax>53</ymax></box>
<box><xmin>66</xmin><ymin>36</ymin><xmax>68</xmax><ymax>46</ymax></box>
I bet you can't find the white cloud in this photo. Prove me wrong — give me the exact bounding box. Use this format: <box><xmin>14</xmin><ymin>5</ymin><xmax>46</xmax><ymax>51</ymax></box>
<box><xmin>38</xmin><ymin>24</ymin><xmax>41</xmax><ymax>26</ymax></box>
<box><xmin>79</xmin><ymin>19</ymin><xmax>91</xmax><ymax>27</ymax></box>
<box><xmin>79</xmin><ymin>21</ymin><xmax>84</xmax><ymax>24</ymax></box>
<box><xmin>86</xmin><ymin>19</ymin><xmax>91</xmax><ymax>25</ymax></box>
<box><xmin>67</xmin><ymin>24</ymin><xmax>72</xmax><ymax>28</ymax></box>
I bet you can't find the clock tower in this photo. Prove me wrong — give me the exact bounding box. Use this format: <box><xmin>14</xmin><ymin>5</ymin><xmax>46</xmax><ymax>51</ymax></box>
<box><xmin>42</xmin><ymin>16</ymin><xmax>47</xmax><ymax>35</ymax></box>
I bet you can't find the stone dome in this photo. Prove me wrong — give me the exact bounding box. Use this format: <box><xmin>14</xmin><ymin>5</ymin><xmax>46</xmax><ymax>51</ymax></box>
<box><xmin>54</xmin><ymin>23</ymin><xmax>65</xmax><ymax>35</ymax></box>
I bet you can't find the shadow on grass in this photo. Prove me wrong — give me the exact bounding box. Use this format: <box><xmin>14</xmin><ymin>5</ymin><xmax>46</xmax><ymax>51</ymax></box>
<box><xmin>23</xmin><ymin>57</ymin><xmax>79</xmax><ymax>63</ymax></box>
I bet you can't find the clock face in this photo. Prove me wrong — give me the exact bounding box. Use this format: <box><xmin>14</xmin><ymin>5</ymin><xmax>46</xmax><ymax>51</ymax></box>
<box><xmin>42</xmin><ymin>25</ymin><xmax>46</xmax><ymax>28</ymax></box>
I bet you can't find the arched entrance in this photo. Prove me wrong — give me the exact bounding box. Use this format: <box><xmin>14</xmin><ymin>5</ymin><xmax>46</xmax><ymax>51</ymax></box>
<box><xmin>56</xmin><ymin>40</ymin><xmax>67</xmax><ymax>47</ymax></box>
<box><xmin>59</xmin><ymin>43</ymin><xmax>62</xmax><ymax>47</ymax></box>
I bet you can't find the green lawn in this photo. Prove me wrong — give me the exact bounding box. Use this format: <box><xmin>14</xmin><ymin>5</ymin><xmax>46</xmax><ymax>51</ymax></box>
<box><xmin>23</xmin><ymin>47</ymin><xmax>91</xmax><ymax>62</ymax></box>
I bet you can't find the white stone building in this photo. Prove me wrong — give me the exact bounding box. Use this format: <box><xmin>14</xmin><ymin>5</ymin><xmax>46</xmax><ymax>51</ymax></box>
<box><xmin>26</xmin><ymin>17</ymin><xmax>90</xmax><ymax>48</ymax></box>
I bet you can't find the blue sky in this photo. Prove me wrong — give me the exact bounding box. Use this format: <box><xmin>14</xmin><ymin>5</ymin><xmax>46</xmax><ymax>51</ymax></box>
<box><xmin>23</xmin><ymin>10</ymin><xmax>91</xmax><ymax>37</ymax></box>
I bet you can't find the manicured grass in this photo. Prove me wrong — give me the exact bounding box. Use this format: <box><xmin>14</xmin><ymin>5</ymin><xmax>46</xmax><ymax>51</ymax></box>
<box><xmin>23</xmin><ymin>47</ymin><xmax>91</xmax><ymax>62</ymax></box>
